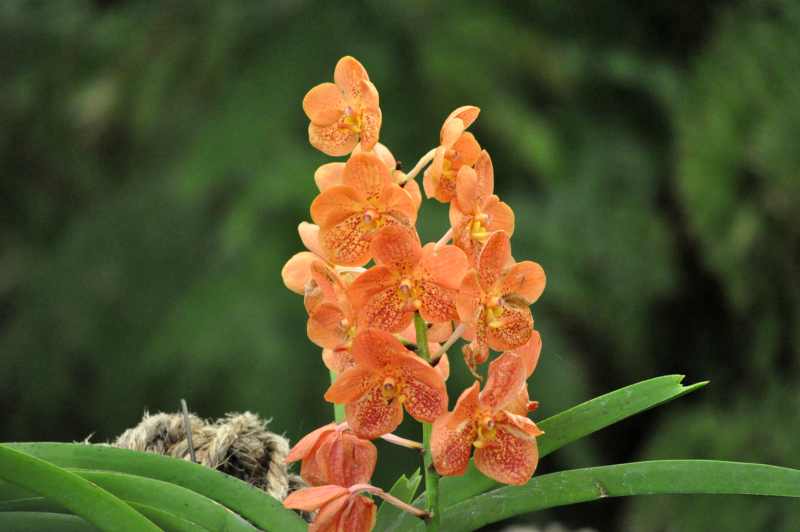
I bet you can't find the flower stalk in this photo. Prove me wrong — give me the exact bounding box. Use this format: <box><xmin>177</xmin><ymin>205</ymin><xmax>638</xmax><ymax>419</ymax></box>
<box><xmin>414</xmin><ymin>312</ymin><xmax>441</xmax><ymax>531</ymax></box>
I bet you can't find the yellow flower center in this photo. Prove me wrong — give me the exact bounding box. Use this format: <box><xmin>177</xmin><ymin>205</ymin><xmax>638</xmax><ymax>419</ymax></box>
<box><xmin>470</xmin><ymin>213</ymin><xmax>491</xmax><ymax>242</ymax></box>
<box><xmin>473</xmin><ymin>415</ymin><xmax>497</xmax><ymax>448</ymax></box>
<box><xmin>486</xmin><ymin>296</ymin><xmax>504</xmax><ymax>329</ymax></box>
<box><xmin>381</xmin><ymin>376</ymin><xmax>406</xmax><ymax>404</ymax></box>
<box><xmin>342</xmin><ymin>106</ymin><xmax>363</xmax><ymax>133</ymax></box>
<box><xmin>398</xmin><ymin>278</ymin><xmax>423</xmax><ymax>310</ymax></box>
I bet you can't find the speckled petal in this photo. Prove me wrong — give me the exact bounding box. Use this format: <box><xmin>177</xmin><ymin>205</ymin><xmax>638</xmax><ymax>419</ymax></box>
<box><xmin>431</xmin><ymin>382</ymin><xmax>479</xmax><ymax>476</ymax></box>
<box><xmin>309</xmin><ymin>492</ymin><xmax>350</xmax><ymax>532</ymax></box>
<box><xmin>334</xmin><ymin>56</ymin><xmax>370</xmax><ymax>103</ymax></box>
<box><xmin>418</xmin><ymin>280</ymin><xmax>459</xmax><ymax>324</ymax></box>
<box><xmin>319</xmin><ymin>213</ymin><xmax>372</xmax><ymax>267</ymax></box>
<box><xmin>371</xmin><ymin>225</ymin><xmax>421</xmax><ymax>272</ymax></box>
<box><xmin>477</xmin><ymin>231</ymin><xmax>512</xmax><ymax>291</ymax></box>
<box><xmin>473</xmin><ymin>150</ymin><xmax>494</xmax><ymax>198</ymax></box>
<box><xmin>357</xmin><ymin>285</ymin><xmax>412</xmax><ymax>333</ymax></box>
<box><xmin>359</xmin><ymin>102</ymin><xmax>381</xmax><ymax>152</ymax></box>
<box><xmin>310</xmin><ymin>185</ymin><xmax>365</xmax><ymax>228</ymax></box>
<box><xmin>316</xmin><ymin>431</ymin><xmax>377</xmax><ymax>487</ymax></box>
<box><xmin>399</xmin><ymin>356</ymin><xmax>448</xmax><ymax>423</ymax></box>
<box><xmin>479</xmin><ymin>352</ymin><xmax>527</xmax><ymax>413</ymax></box>
<box><xmin>474</xmin><ymin>423</ymin><xmax>539</xmax><ymax>486</ymax></box>
<box><xmin>348</xmin><ymin>265</ymin><xmax>397</xmax><ymax>313</ymax></box>
<box><xmin>345</xmin><ymin>384</ymin><xmax>404</xmax><ymax>439</ymax></box>
<box><xmin>309</xmin><ymin>119</ymin><xmax>360</xmax><ymax>157</ymax></box>
<box><xmin>486</xmin><ymin>303</ymin><xmax>533</xmax><ymax>352</ymax></box>
<box><xmin>512</xmin><ymin>329</ymin><xmax>542</xmax><ymax>378</ymax></box>
<box><xmin>420</xmin><ymin>243</ymin><xmax>469</xmax><ymax>290</ymax></box>
<box><xmin>455</xmin><ymin>270</ymin><xmax>482</xmax><ymax>325</ymax></box>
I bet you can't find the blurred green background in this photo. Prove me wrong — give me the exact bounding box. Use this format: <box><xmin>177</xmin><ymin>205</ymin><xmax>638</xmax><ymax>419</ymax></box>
<box><xmin>2</xmin><ymin>1</ymin><xmax>798</xmax><ymax>530</ymax></box>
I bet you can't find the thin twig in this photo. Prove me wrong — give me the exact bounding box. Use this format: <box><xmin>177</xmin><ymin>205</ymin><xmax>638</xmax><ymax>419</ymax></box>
<box><xmin>401</xmin><ymin>148</ymin><xmax>437</xmax><ymax>182</ymax></box>
<box><xmin>180</xmin><ymin>399</ymin><xmax>197</xmax><ymax>463</ymax></box>
<box><xmin>432</xmin><ymin>322</ymin><xmax>466</xmax><ymax>360</ymax></box>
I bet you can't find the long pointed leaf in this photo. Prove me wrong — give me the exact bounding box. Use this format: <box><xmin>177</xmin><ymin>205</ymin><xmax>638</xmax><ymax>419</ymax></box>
<box><xmin>6</xmin><ymin>443</ymin><xmax>305</xmax><ymax>532</ymax></box>
<box><xmin>0</xmin><ymin>444</ymin><xmax>159</xmax><ymax>531</ymax></box>
<box><xmin>440</xmin><ymin>460</ymin><xmax>800</xmax><ymax>531</ymax></box>
<box><xmin>0</xmin><ymin>512</ymin><xmax>95</xmax><ymax>532</ymax></box>
<box><xmin>386</xmin><ymin>375</ymin><xmax>707</xmax><ymax>531</ymax></box>
<box><xmin>374</xmin><ymin>469</ymin><xmax>422</xmax><ymax>531</ymax></box>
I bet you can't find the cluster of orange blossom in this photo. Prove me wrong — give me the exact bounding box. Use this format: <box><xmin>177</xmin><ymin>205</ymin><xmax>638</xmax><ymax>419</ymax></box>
<box><xmin>281</xmin><ymin>56</ymin><xmax>546</xmax><ymax>531</ymax></box>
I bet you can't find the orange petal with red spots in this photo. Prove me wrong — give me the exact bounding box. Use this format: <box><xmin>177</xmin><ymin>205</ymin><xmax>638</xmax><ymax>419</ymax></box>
<box><xmin>287</xmin><ymin>423</ymin><xmax>337</xmax><ymax>464</ymax></box>
<box><xmin>336</xmin><ymin>494</ymin><xmax>376</xmax><ymax>532</ymax></box>
<box><xmin>501</xmin><ymin>261</ymin><xmax>546</xmax><ymax>304</ymax></box>
<box><xmin>309</xmin><ymin>118</ymin><xmax>360</xmax><ymax>157</ymax></box>
<box><xmin>315</xmin><ymin>163</ymin><xmax>345</xmax><ymax>191</ymax></box>
<box><xmin>308</xmin><ymin>302</ymin><xmax>347</xmax><ymax>349</ymax></box>
<box><xmin>310</xmin><ymin>185</ymin><xmax>364</xmax><ymax>228</ymax></box>
<box><xmin>479</xmin><ymin>352</ymin><xmax>527</xmax><ymax>412</ymax></box>
<box><xmin>324</xmin><ymin>366</ymin><xmax>377</xmax><ymax>404</ymax></box>
<box><xmin>349</xmin><ymin>328</ymin><xmax>411</xmax><ymax>370</ymax></box>
<box><xmin>345</xmin><ymin>384</ymin><xmax>404</xmax><ymax>439</ymax></box>
<box><xmin>347</xmin><ymin>264</ymin><xmax>396</xmax><ymax>311</ymax></box>
<box><xmin>474</xmin><ymin>424</ymin><xmax>539</xmax><ymax>485</ymax></box>
<box><xmin>431</xmin><ymin>382</ymin><xmax>480</xmax><ymax>476</ymax></box>
<box><xmin>283</xmin><ymin>485</ymin><xmax>349</xmax><ymax>511</ymax></box>
<box><xmin>282</xmin><ymin>251</ymin><xmax>317</xmax><ymax>294</ymax></box>
<box><xmin>486</xmin><ymin>303</ymin><xmax>533</xmax><ymax>352</ymax></box>
<box><xmin>319</xmin><ymin>213</ymin><xmax>372</xmax><ymax>267</ymax></box>
<box><xmin>343</xmin><ymin>152</ymin><xmax>392</xmax><ymax>201</ymax></box>
<box><xmin>420</xmin><ymin>243</ymin><xmax>469</xmax><ymax>290</ymax></box>
<box><xmin>322</xmin><ymin>347</ymin><xmax>356</xmax><ymax>375</ymax></box>
<box><xmin>358</xmin><ymin>285</ymin><xmax>412</xmax><ymax>333</ymax></box>
<box><xmin>477</xmin><ymin>231</ymin><xmax>512</xmax><ymax>290</ymax></box>
<box><xmin>303</xmin><ymin>82</ymin><xmax>345</xmax><ymax>126</ymax></box>
<box><xmin>334</xmin><ymin>56</ymin><xmax>370</xmax><ymax>103</ymax></box>
<box><xmin>445</xmin><ymin>105</ymin><xmax>480</xmax><ymax>131</ymax></box>
<box><xmin>455</xmin><ymin>270</ymin><xmax>482</xmax><ymax>325</ymax></box>
<box><xmin>371</xmin><ymin>225</ymin><xmax>421</xmax><ymax>272</ymax></box>
<box><xmin>418</xmin><ymin>280</ymin><xmax>459</xmax><ymax>324</ymax></box>
<box><xmin>398</xmin><ymin>356</ymin><xmax>448</xmax><ymax>423</ymax></box>
<box><xmin>308</xmin><ymin>260</ymin><xmax>346</xmax><ymax>305</ymax></box>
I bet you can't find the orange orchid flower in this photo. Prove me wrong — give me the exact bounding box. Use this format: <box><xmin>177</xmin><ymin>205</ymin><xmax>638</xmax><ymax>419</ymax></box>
<box><xmin>457</xmin><ymin>230</ymin><xmax>546</xmax><ymax>368</ymax></box>
<box><xmin>423</xmin><ymin>106</ymin><xmax>481</xmax><ymax>203</ymax></box>
<box><xmin>450</xmin><ymin>150</ymin><xmax>515</xmax><ymax>265</ymax></box>
<box><xmin>324</xmin><ymin>329</ymin><xmax>448</xmax><ymax>439</ymax></box>
<box><xmin>347</xmin><ymin>226</ymin><xmax>468</xmax><ymax>333</ymax></box>
<box><xmin>315</xmin><ymin>142</ymin><xmax>422</xmax><ymax>212</ymax></box>
<box><xmin>284</xmin><ymin>485</ymin><xmax>375</xmax><ymax>532</ymax></box>
<box><xmin>287</xmin><ymin>423</ymin><xmax>377</xmax><ymax>487</ymax></box>
<box><xmin>310</xmin><ymin>152</ymin><xmax>418</xmax><ymax>267</ymax></box>
<box><xmin>303</xmin><ymin>56</ymin><xmax>381</xmax><ymax>157</ymax></box>
<box><xmin>431</xmin><ymin>351</ymin><xmax>543</xmax><ymax>485</ymax></box>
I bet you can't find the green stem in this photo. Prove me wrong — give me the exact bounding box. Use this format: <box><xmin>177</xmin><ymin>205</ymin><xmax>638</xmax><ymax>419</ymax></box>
<box><xmin>329</xmin><ymin>370</ymin><xmax>346</xmax><ymax>423</ymax></box>
<box><xmin>414</xmin><ymin>313</ymin><xmax>440</xmax><ymax>531</ymax></box>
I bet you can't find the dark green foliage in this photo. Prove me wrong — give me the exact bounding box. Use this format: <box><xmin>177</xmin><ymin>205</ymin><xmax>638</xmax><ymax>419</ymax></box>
<box><xmin>1</xmin><ymin>1</ymin><xmax>797</xmax><ymax>530</ymax></box>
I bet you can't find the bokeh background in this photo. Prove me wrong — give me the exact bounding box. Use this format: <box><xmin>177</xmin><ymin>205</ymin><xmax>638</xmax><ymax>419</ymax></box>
<box><xmin>2</xmin><ymin>1</ymin><xmax>799</xmax><ymax>530</ymax></box>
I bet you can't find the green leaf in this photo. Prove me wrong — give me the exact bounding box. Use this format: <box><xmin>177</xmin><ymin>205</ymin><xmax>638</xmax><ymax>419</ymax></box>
<box><xmin>0</xmin><ymin>512</ymin><xmax>95</xmax><ymax>532</ymax></box>
<box><xmin>6</xmin><ymin>442</ymin><xmax>306</xmax><ymax>532</ymax></box>
<box><xmin>440</xmin><ymin>460</ymin><xmax>800</xmax><ymax>531</ymax></box>
<box><xmin>0</xmin><ymin>497</ymin><xmax>206</xmax><ymax>532</ymax></box>
<box><xmin>386</xmin><ymin>375</ymin><xmax>707</xmax><ymax>531</ymax></box>
<box><xmin>374</xmin><ymin>469</ymin><xmax>422</xmax><ymax>531</ymax></box>
<box><xmin>0</xmin><ymin>444</ymin><xmax>159</xmax><ymax>531</ymax></box>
